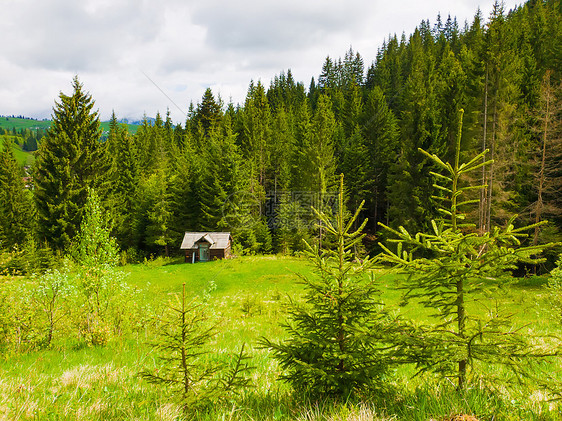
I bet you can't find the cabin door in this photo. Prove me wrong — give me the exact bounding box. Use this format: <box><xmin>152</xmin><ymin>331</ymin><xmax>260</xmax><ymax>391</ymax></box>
<box><xmin>199</xmin><ymin>244</ymin><xmax>210</xmax><ymax>262</ymax></box>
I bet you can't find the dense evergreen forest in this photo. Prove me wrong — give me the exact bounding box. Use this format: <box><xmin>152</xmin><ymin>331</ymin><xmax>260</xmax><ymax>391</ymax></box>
<box><xmin>1</xmin><ymin>0</ymin><xmax>561</xmax><ymax>269</ymax></box>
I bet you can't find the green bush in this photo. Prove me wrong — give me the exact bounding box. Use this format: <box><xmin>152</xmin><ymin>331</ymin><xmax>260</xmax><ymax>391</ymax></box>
<box><xmin>547</xmin><ymin>254</ymin><xmax>562</xmax><ymax>323</ymax></box>
<box><xmin>30</xmin><ymin>263</ymin><xmax>75</xmax><ymax>347</ymax></box>
<box><xmin>0</xmin><ymin>280</ymin><xmax>42</xmax><ymax>354</ymax></box>
<box><xmin>119</xmin><ymin>247</ymin><xmax>145</xmax><ymax>265</ymax></box>
<box><xmin>142</xmin><ymin>254</ymin><xmax>172</xmax><ymax>268</ymax></box>
<box><xmin>72</xmin><ymin>264</ymin><xmax>148</xmax><ymax>345</ymax></box>
<box><xmin>0</xmin><ymin>241</ymin><xmax>61</xmax><ymax>276</ymax></box>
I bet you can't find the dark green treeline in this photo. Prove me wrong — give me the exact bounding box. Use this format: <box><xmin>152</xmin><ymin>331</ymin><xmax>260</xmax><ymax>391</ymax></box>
<box><xmin>2</xmin><ymin>0</ymin><xmax>561</xmax><ymax>259</ymax></box>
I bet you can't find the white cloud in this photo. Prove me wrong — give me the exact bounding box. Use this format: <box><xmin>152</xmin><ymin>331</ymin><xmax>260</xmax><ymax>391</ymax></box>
<box><xmin>0</xmin><ymin>0</ymin><xmax>522</xmax><ymax>123</ymax></box>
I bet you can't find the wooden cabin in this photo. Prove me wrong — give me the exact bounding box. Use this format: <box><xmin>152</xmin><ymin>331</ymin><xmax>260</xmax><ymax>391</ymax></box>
<box><xmin>180</xmin><ymin>232</ymin><xmax>232</xmax><ymax>263</ymax></box>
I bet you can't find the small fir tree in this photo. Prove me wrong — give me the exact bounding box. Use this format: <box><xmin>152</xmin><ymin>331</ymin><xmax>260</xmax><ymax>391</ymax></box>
<box><xmin>262</xmin><ymin>174</ymin><xmax>396</xmax><ymax>398</ymax></box>
<box><xmin>378</xmin><ymin>110</ymin><xmax>559</xmax><ymax>390</ymax></box>
<box><xmin>141</xmin><ymin>283</ymin><xmax>252</xmax><ymax>413</ymax></box>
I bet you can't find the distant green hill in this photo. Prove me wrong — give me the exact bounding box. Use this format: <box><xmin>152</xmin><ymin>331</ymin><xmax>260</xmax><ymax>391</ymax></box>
<box><xmin>0</xmin><ymin>135</ymin><xmax>35</xmax><ymax>166</ymax></box>
<box><xmin>100</xmin><ymin>120</ymin><xmax>140</xmax><ymax>134</ymax></box>
<box><xmin>11</xmin><ymin>141</ymin><xmax>34</xmax><ymax>167</ymax></box>
<box><xmin>0</xmin><ymin>117</ymin><xmax>50</xmax><ymax>131</ymax></box>
<box><xmin>0</xmin><ymin>116</ymin><xmax>140</xmax><ymax>134</ymax></box>
<box><xmin>0</xmin><ymin>116</ymin><xmax>143</xmax><ymax>168</ymax></box>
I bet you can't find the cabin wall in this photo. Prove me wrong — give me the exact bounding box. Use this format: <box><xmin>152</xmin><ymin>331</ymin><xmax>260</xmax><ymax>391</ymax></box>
<box><xmin>224</xmin><ymin>243</ymin><xmax>232</xmax><ymax>258</ymax></box>
<box><xmin>185</xmin><ymin>246</ymin><xmax>231</xmax><ymax>263</ymax></box>
<box><xmin>210</xmin><ymin>249</ymin><xmax>225</xmax><ymax>260</ymax></box>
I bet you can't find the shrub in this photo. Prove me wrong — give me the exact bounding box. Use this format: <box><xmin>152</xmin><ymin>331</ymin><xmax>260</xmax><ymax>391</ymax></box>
<box><xmin>31</xmin><ymin>262</ymin><xmax>75</xmax><ymax>347</ymax></box>
<box><xmin>73</xmin><ymin>264</ymin><xmax>141</xmax><ymax>345</ymax></box>
<box><xmin>547</xmin><ymin>254</ymin><xmax>562</xmax><ymax>323</ymax></box>
<box><xmin>0</xmin><ymin>280</ymin><xmax>42</xmax><ymax>354</ymax></box>
<box><xmin>119</xmin><ymin>247</ymin><xmax>145</xmax><ymax>265</ymax></box>
<box><xmin>142</xmin><ymin>254</ymin><xmax>172</xmax><ymax>268</ymax></box>
<box><xmin>0</xmin><ymin>240</ymin><xmax>61</xmax><ymax>276</ymax></box>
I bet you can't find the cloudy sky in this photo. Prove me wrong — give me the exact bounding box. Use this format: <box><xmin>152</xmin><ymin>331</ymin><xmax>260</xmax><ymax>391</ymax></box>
<box><xmin>1</xmin><ymin>0</ymin><xmax>521</xmax><ymax>123</ymax></box>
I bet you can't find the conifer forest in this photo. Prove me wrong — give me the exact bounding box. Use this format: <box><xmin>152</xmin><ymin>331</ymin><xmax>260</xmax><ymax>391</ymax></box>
<box><xmin>0</xmin><ymin>0</ymin><xmax>560</xmax><ymax>266</ymax></box>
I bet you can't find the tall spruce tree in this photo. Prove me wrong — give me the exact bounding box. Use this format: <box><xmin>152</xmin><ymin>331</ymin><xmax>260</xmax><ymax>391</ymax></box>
<box><xmin>309</xmin><ymin>93</ymin><xmax>337</xmax><ymax>195</ymax></box>
<box><xmin>292</xmin><ymin>98</ymin><xmax>313</xmax><ymax>191</ymax></box>
<box><xmin>144</xmin><ymin>168</ymin><xmax>174</xmax><ymax>257</ymax></box>
<box><xmin>0</xmin><ymin>140</ymin><xmax>33</xmax><ymax>249</ymax></box>
<box><xmin>436</xmin><ymin>46</ymin><xmax>468</xmax><ymax>162</ymax></box>
<box><xmin>361</xmin><ymin>87</ymin><xmax>400</xmax><ymax>228</ymax></box>
<box><xmin>269</xmin><ymin>105</ymin><xmax>295</xmax><ymax>191</ymax></box>
<box><xmin>169</xmin><ymin>135</ymin><xmax>197</xmax><ymax>245</ymax></box>
<box><xmin>193</xmin><ymin>88</ymin><xmax>222</xmax><ymax>138</ymax></box>
<box><xmin>109</xmin><ymin>116</ymin><xmax>139</xmax><ymax>249</ymax></box>
<box><xmin>198</xmin><ymin>120</ymin><xmax>243</xmax><ymax>232</ymax></box>
<box><xmin>532</xmin><ymin>70</ymin><xmax>562</xmax><ymax>253</ymax></box>
<box><xmin>241</xmin><ymin>81</ymin><xmax>272</xmax><ymax>195</ymax></box>
<box><xmin>387</xmin><ymin>30</ymin><xmax>443</xmax><ymax>233</ymax></box>
<box><xmin>135</xmin><ymin>117</ymin><xmax>156</xmax><ymax>176</ymax></box>
<box><xmin>34</xmin><ymin>77</ymin><xmax>107</xmax><ymax>250</ymax></box>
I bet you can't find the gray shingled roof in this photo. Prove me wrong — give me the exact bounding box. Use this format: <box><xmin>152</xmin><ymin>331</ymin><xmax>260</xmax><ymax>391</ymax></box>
<box><xmin>180</xmin><ymin>232</ymin><xmax>232</xmax><ymax>250</ymax></box>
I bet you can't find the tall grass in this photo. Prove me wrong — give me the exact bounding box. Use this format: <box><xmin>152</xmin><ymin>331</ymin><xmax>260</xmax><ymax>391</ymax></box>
<box><xmin>0</xmin><ymin>256</ymin><xmax>560</xmax><ymax>420</ymax></box>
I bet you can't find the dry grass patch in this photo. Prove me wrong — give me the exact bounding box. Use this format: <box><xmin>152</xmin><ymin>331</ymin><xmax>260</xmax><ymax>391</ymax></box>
<box><xmin>59</xmin><ymin>363</ymin><xmax>132</xmax><ymax>389</ymax></box>
<box><xmin>156</xmin><ymin>403</ymin><xmax>183</xmax><ymax>421</ymax></box>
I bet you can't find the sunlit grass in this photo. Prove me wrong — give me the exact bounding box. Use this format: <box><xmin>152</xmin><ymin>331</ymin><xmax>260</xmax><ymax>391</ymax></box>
<box><xmin>0</xmin><ymin>256</ymin><xmax>560</xmax><ymax>420</ymax></box>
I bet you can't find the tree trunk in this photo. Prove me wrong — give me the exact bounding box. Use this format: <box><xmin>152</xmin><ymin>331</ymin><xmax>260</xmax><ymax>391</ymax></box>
<box><xmin>457</xmin><ymin>276</ymin><xmax>466</xmax><ymax>390</ymax></box>
<box><xmin>479</xmin><ymin>66</ymin><xmax>489</xmax><ymax>233</ymax></box>
<box><xmin>486</xmin><ymin>95</ymin><xmax>498</xmax><ymax>233</ymax></box>
<box><xmin>534</xmin><ymin>71</ymin><xmax>551</xmax><ymax>246</ymax></box>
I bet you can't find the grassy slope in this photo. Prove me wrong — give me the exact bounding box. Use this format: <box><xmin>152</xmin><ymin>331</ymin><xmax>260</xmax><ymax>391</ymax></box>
<box><xmin>0</xmin><ymin>135</ymin><xmax>35</xmax><ymax>166</ymax></box>
<box><xmin>0</xmin><ymin>117</ymin><xmax>140</xmax><ymax>134</ymax></box>
<box><xmin>125</xmin><ymin>255</ymin><xmax>311</xmax><ymax>296</ymax></box>
<box><xmin>0</xmin><ymin>256</ymin><xmax>314</xmax><ymax>420</ymax></box>
<box><xmin>0</xmin><ymin>117</ymin><xmax>141</xmax><ymax>168</ymax></box>
<box><xmin>11</xmin><ymin>139</ymin><xmax>34</xmax><ymax>167</ymax></box>
<box><xmin>0</xmin><ymin>256</ymin><xmax>558</xmax><ymax>420</ymax></box>
<box><xmin>100</xmin><ymin>120</ymin><xmax>139</xmax><ymax>134</ymax></box>
<box><xmin>0</xmin><ymin>117</ymin><xmax>50</xmax><ymax>131</ymax></box>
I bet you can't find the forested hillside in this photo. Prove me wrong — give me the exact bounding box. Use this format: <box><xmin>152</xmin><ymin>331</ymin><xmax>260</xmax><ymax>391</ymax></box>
<box><xmin>1</xmin><ymin>0</ymin><xmax>561</xmax><ymax>265</ymax></box>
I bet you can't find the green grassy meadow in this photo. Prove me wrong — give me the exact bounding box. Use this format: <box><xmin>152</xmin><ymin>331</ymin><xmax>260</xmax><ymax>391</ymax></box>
<box><xmin>0</xmin><ymin>256</ymin><xmax>560</xmax><ymax>420</ymax></box>
<box><xmin>10</xmin><ymin>139</ymin><xmax>35</xmax><ymax>167</ymax></box>
<box><xmin>0</xmin><ymin>117</ymin><xmax>51</xmax><ymax>131</ymax></box>
<box><xmin>0</xmin><ymin>116</ymin><xmax>140</xmax><ymax>134</ymax></box>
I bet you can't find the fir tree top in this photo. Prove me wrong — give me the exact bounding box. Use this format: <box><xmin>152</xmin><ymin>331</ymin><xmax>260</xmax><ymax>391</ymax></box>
<box><xmin>49</xmin><ymin>76</ymin><xmax>101</xmax><ymax>145</ymax></box>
